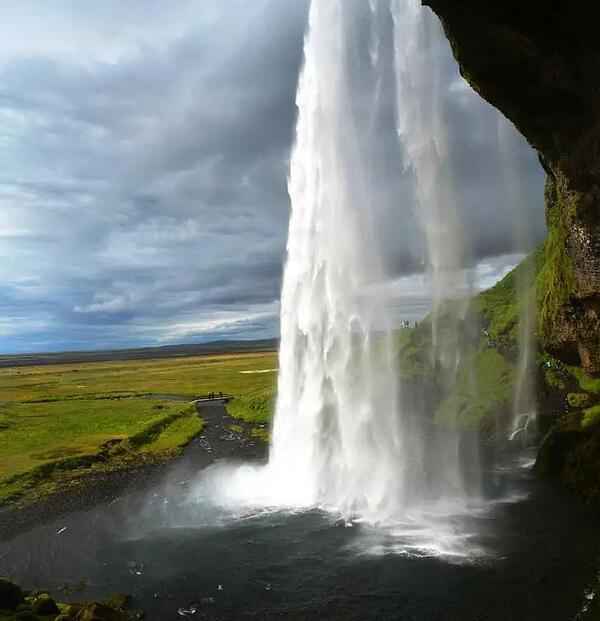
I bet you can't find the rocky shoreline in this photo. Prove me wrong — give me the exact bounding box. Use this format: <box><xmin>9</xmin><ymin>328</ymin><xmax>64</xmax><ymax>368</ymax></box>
<box><xmin>0</xmin><ymin>578</ymin><xmax>143</xmax><ymax>621</ymax></box>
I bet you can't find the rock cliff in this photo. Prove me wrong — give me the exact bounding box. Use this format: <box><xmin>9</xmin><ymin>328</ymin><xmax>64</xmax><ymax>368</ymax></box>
<box><xmin>424</xmin><ymin>1</ymin><xmax>600</xmax><ymax>375</ymax></box>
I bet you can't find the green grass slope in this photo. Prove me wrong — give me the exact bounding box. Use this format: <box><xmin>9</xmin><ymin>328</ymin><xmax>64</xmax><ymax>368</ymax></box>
<box><xmin>0</xmin><ymin>352</ymin><xmax>277</xmax><ymax>506</ymax></box>
<box><xmin>396</xmin><ymin>253</ymin><xmax>540</xmax><ymax>435</ymax></box>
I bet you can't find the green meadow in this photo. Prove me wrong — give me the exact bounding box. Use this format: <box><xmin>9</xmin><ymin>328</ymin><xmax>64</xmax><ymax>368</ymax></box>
<box><xmin>0</xmin><ymin>352</ymin><xmax>277</xmax><ymax>506</ymax></box>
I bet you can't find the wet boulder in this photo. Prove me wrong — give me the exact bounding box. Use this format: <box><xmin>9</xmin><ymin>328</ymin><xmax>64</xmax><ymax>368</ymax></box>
<box><xmin>75</xmin><ymin>602</ymin><xmax>128</xmax><ymax>621</ymax></box>
<box><xmin>0</xmin><ymin>577</ymin><xmax>25</xmax><ymax>610</ymax></box>
<box><xmin>65</xmin><ymin>602</ymin><xmax>85</xmax><ymax>617</ymax></box>
<box><xmin>104</xmin><ymin>593</ymin><xmax>130</xmax><ymax>611</ymax></box>
<box><xmin>32</xmin><ymin>593</ymin><xmax>60</xmax><ymax>615</ymax></box>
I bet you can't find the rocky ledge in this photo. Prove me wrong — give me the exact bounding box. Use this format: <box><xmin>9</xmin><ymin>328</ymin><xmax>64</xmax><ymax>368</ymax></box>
<box><xmin>0</xmin><ymin>578</ymin><xmax>141</xmax><ymax>621</ymax></box>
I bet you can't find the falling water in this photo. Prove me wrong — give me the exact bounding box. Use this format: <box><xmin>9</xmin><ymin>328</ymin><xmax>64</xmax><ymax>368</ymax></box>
<box><xmin>497</xmin><ymin>117</ymin><xmax>538</xmax><ymax>443</ymax></box>
<box><xmin>265</xmin><ymin>0</ymin><xmax>482</xmax><ymax>517</ymax></box>
<box><xmin>202</xmin><ymin>0</ymin><xmax>478</xmax><ymax>521</ymax></box>
<box><xmin>193</xmin><ymin>1</ymin><xmax>537</xmax><ymax>544</ymax></box>
<box><xmin>391</xmin><ymin>0</ymin><xmax>470</xmax><ymax>356</ymax></box>
<box><xmin>267</xmin><ymin>0</ymin><xmax>405</xmax><ymax>520</ymax></box>
<box><xmin>391</xmin><ymin>0</ymin><xmax>477</xmax><ymax>498</ymax></box>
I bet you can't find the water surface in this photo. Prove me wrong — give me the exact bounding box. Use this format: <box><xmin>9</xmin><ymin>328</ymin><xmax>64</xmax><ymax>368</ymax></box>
<box><xmin>2</xmin><ymin>449</ymin><xmax>599</xmax><ymax>621</ymax></box>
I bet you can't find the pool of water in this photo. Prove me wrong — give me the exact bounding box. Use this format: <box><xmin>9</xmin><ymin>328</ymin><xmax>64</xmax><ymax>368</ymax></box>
<box><xmin>2</xmin><ymin>451</ymin><xmax>599</xmax><ymax>620</ymax></box>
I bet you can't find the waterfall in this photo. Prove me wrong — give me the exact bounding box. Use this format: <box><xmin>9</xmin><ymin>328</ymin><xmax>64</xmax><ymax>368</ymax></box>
<box><xmin>497</xmin><ymin>116</ymin><xmax>538</xmax><ymax>443</ymax></box>
<box><xmin>391</xmin><ymin>0</ymin><xmax>477</xmax><ymax>498</ymax></box>
<box><xmin>266</xmin><ymin>0</ymin><xmax>480</xmax><ymax>517</ymax></box>
<box><xmin>202</xmin><ymin>0</ymin><xmax>478</xmax><ymax>520</ymax></box>
<box><xmin>194</xmin><ymin>1</ymin><xmax>537</xmax><ymax>542</ymax></box>
<box><xmin>267</xmin><ymin>0</ymin><xmax>406</xmax><ymax>519</ymax></box>
<box><xmin>391</xmin><ymin>0</ymin><xmax>468</xmax><ymax>353</ymax></box>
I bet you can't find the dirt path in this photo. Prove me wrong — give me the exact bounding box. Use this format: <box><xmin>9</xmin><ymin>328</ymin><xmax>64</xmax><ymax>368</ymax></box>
<box><xmin>187</xmin><ymin>401</ymin><xmax>267</xmax><ymax>466</ymax></box>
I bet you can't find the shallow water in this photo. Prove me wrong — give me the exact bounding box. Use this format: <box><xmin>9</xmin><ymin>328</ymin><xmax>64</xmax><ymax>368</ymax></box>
<box><xmin>1</xmin><ymin>450</ymin><xmax>599</xmax><ymax>620</ymax></box>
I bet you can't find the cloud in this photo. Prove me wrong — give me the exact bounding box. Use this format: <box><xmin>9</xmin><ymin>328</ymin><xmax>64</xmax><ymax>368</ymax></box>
<box><xmin>157</xmin><ymin>304</ymin><xmax>279</xmax><ymax>342</ymax></box>
<box><xmin>0</xmin><ymin>0</ymin><xmax>544</xmax><ymax>353</ymax></box>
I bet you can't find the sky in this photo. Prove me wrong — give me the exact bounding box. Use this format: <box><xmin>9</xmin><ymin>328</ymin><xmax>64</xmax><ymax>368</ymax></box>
<box><xmin>0</xmin><ymin>0</ymin><xmax>545</xmax><ymax>354</ymax></box>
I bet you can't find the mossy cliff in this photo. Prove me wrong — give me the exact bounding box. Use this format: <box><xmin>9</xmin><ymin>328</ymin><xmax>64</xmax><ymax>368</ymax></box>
<box><xmin>397</xmin><ymin>255</ymin><xmax>537</xmax><ymax>442</ymax></box>
<box><xmin>397</xmin><ymin>249</ymin><xmax>600</xmax><ymax>501</ymax></box>
<box><xmin>423</xmin><ymin>0</ymin><xmax>600</xmax><ymax>376</ymax></box>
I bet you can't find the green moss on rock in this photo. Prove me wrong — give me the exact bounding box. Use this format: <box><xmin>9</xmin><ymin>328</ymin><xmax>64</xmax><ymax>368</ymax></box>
<box><xmin>582</xmin><ymin>405</ymin><xmax>600</xmax><ymax>429</ymax></box>
<box><xmin>567</xmin><ymin>392</ymin><xmax>591</xmax><ymax>409</ymax></box>
<box><xmin>536</xmin><ymin>409</ymin><xmax>600</xmax><ymax>501</ymax></box>
<box><xmin>569</xmin><ymin>365</ymin><xmax>600</xmax><ymax>394</ymax></box>
<box><xmin>435</xmin><ymin>348</ymin><xmax>514</xmax><ymax>431</ymax></box>
<box><xmin>537</xmin><ymin>174</ymin><xmax>577</xmax><ymax>344</ymax></box>
<box><xmin>544</xmin><ymin>368</ymin><xmax>566</xmax><ymax>391</ymax></box>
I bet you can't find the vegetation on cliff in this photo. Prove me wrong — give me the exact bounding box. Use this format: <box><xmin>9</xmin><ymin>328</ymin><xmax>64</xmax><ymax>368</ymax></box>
<box><xmin>394</xmin><ymin>245</ymin><xmax>600</xmax><ymax>500</ymax></box>
<box><xmin>536</xmin><ymin>175</ymin><xmax>576</xmax><ymax>346</ymax></box>
<box><xmin>396</xmin><ymin>255</ymin><xmax>534</xmax><ymax>436</ymax></box>
<box><xmin>434</xmin><ymin>348</ymin><xmax>514</xmax><ymax>431</ymax></box>
<box><xmin>533</xmin><ymin>342</ymin><xmax>600</xmax><ymax>501</ymax></box>
<box><xmin>473</xmin><ymin>252</ymin><xmax>537</xmax><ymax>351</ymax></box>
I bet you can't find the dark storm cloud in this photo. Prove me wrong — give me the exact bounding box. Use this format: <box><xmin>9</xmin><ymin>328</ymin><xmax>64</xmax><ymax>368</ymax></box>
<box><xmin>0</xmin><ymin>1</ymin><xmax>308</xmax><ymax>352</ymax></box>
<box><xmin>0</xmin><ymin>0</ymin><xmax>544</xmax><ymax>353</ymax></box>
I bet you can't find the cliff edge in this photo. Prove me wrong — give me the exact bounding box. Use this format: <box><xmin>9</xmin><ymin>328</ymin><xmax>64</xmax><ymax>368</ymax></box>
<box><xmin>425</xmin><ymin>1</ymin><xmax>600</xmax><ymax>375</ymax></box>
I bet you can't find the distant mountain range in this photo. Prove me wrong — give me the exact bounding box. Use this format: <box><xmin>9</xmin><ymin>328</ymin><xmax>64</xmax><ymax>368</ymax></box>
<box><xmin>0</xmin><ymin>339</ymin><xmax>278</xmax><ymax>368</ymax></box>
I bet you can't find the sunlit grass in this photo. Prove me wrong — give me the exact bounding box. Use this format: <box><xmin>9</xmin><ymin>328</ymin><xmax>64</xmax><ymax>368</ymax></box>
<box><xmin>0</xmin><ymin>351</ymin><xmax>278</xmax><ymax>505</ymax></box>
<box><xmin>0</xmin><ymin>399</ymin><xmax>181</xmax><ymax>480</ymax></box>
<box><xmin>0</xmin><ymin>352</ymin><xmax>278</xmax><ymax>402</ymax></box>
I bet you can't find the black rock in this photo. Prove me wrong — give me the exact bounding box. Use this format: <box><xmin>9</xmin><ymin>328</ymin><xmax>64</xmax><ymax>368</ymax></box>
<box><xmin>0</xmin><ymin>578</ymin><xmax>25</xmax><ymax>610</ymax></box>
<box><xmin>75</xmin><ymin>602</ymin><xmax>128</xmax><ymax>620</ymax></box>
<box><xmin>32</xmin><ymin>593</ymin><xmax>60</xmax><ymax>615</ymax></box>
<box><xmin>105</xmin><ymin>593</ymin><xmax>130</xmax><ymax>610</ymax></box>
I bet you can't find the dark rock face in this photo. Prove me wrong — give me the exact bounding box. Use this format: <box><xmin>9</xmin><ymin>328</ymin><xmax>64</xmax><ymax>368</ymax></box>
<box><xmin>0</xmin><ymin>578</ymin><xmax>24</xmax><ymax>610</ymax></box>
<box><xmin>536</xmin><ymin>414</ymin><xmax>600</xmax><ymax>502</ymax></box>
<box><xmin>424</xmin><ymin>0</ymin><xmax>600</xmax><ymax>374</ymax></box>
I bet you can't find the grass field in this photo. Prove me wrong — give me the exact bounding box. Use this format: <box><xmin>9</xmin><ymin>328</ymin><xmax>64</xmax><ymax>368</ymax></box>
<box><xmin>0</xmin><ymin>351</ymin><xmax>277</xmax><ymax>506</ymax></box>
